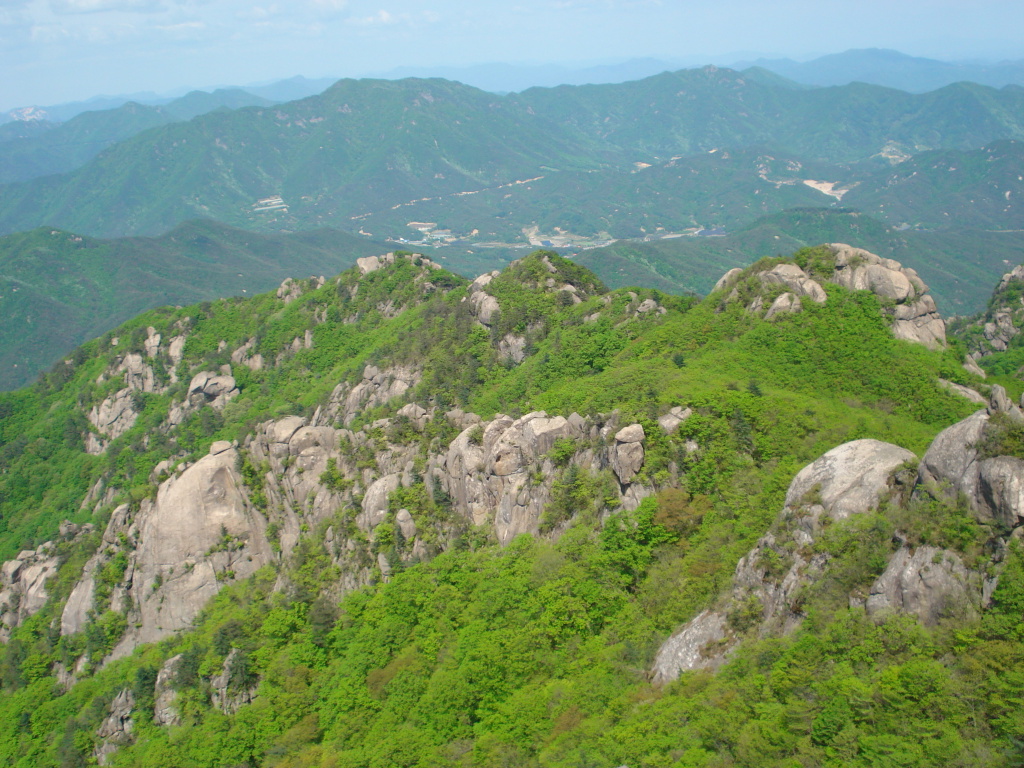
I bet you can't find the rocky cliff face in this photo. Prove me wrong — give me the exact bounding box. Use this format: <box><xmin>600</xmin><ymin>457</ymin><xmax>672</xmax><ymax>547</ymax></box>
<box><xmin>60</xmin><ymin>441</ymin><xmax>275</xmax><ymax>662</ymax></box>
<box><xmin>54</xmin><ymin>340</ymin><xmax>668</xmax><ymax>676</ymax></box>
<box><xmin>955</xmin><ymin>263</ymin><xmax>1024</xmax><ymax>361</ymax></box>
<box><xmin>715</xmin><ymin>243</ymin><xmax>947</xmax><ymax>349</ymax></box>
<box><xmin>0</xmin><ymin>542</ymin><xmax>61</xmax><ymax>641</ymax></box>
<box><xmin>652</xmin><ymin>388</ymin><xmax>1023</xmax><ymax>685</ymax></box>
<box><xmin>11</xmin><ymin>243</ymin><xmax>1014</xmax><ymax>758</ymax></box>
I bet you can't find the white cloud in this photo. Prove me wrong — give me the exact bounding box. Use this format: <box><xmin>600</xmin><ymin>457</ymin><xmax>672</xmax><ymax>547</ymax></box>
<box><xmin>50</xmin><ymin>0</ymin><xmax>164</xmax><ymax>13</ymax></box>
<box><xmin>350</xmin><ymin>9</ymin><xmax>407</xmax><ymax>25</ymax></box>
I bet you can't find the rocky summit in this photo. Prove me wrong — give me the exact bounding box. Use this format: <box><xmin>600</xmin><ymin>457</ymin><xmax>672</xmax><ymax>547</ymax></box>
<box><xmin>0</xmin><ymin>244</ymin><xmax>1023</xmax><ymax>767</ymax></box>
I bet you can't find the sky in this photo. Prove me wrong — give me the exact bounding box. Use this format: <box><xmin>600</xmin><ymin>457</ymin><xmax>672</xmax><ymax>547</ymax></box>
<box><xmin>2</xmin><ymin>0</ymin><xmax>1023</xmax><ymax>110</ymax></box>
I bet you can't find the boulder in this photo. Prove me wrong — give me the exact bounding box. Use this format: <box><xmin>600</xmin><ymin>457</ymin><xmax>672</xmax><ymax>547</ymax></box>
<box><xmin>652</xmin><ymin>438</ymin><xmax>914</xmax><ymax>685</ymax></box>
<box><xmin>651</xmin><ymin>610</ymin><xmax>729</xmax><ymax>682</ymax></box>
<box><xmin>121</xmin><ymin>353</ymin><xmax>157</xmax><ymax>393</ymax></box>
<box><xmin>918</xmin><ymin>410</ymin><xmax>989</xmax><ymax>507</ymax></box>
<box><xmin>758</xmin><ymin>263</ymin><xmax>827</xmax><ymax>304</ymax></box>
<box><xmin>94</xmin><ymin>689</ymin><xmax>135</xmax><ymax>765</ymax></box>
<box><xmin>658</xmin><ymin>406</ymin><xmax>692</xmax><ymax>434</ymax></box>
<box><xmin>154</xmin><ymin>655</ymin><xmax>182</xmax><ymax>726</ymax></box>
<box><xmin>360</xmin><ymin>474</ymin><xmax>401</xmax><ymax>529</ymax></box>
<box><xmin>210</xmin><ymin>648</ymin><xmax>257</xmax><ymax>715</ymax></box>
<box><xmin>866</xmin><ymin>546</ymin><xmax>982</xmax><ymax>625</ymax></box>
<box><xmin>784</xmin><ymin>438</ymin><xmax>915</xmax><ymax>521</ymax></box>
<box><xmin>396</xmin><ymin>509</ymin><xmax>417</xmax><ymax>540</ymax></box>
<box><xmin>964</xmin><ymin>356</ymin><xmax>987</xmax><ymax>378</ymax></box>
<box><xmin>891</xmin><ymin>295</ymin><xmax>946</xmax><ymax>350</ymax></box>
<box><xmin>0</xmin><ymin>545</ymin><xmax>61</xmax><ymax>640</ymax></box>
<box><xmin>144</xmin><ymin>328</ymin><xmax>161</xmax><ymax>359</ymax></box>
<box><xmin>104</xmin><ymin>445</ymin><xmax>274</xmax><ymax>659</ymax></box>
<box><xmin>764</xmin><ymin>292</ymin><xmax>801</xmax><ymax>320</ymax></box>
<box><xmin>187</xmin><ymin>371</ymin><xmax>239</xmax><ymax>409</ymax></box>
<box><xmin>938</xmin><ymin>380</ymin><xmax>987</xmax><ymax>405</ymax></box>
<box><xmin>977</xmin><ymin>456</ymin><xmax>1024</xmax><ymax>530</ymax></box>
<box><xmin>498</xmin><ymin>333</ymin><xmax>528</xmax><ymax>364</ymax></box>
<box><xmin>827</xmin><ymin>243</ymin><xmax>946</xmax><ymax>349</ymax></box>
<box><xmin>87</xmin><ymin>389</ymin><xmax>139</xmax><ymax>454</ymax></box>
<box><xmin>397</xmin><ymin>403</ymin><xmax>430</xmax><ymax>430</ymax></box>
<box><xmin>713</xmin><ymin>268</ymin><xmax>744</xmax><ymax>293</ymax></box>
<box><xmin>469</xmin><ymin>290</ymin><xmax>501</xmax><ymax>326</ymax></box>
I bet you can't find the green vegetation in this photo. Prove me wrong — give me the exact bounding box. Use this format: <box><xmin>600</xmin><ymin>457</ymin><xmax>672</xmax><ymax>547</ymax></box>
<box><xmin>0</xmin><ymin>70</ymin><xmax>1022</xmax><ymax>246</ymax></box>
<box><xmin>577</xmin><ymin>207</ymin><xmax>1024</xmax><ymax>315</ymax></box>
<box><xmin>0</xmin><ymin>220</ymin><xmax>392</xmax><ymax>390</ymax></box>
<box><xmin>0</xmin><ymin>248</ymin><xmax>1011</xmax><ymax>767</ymax></box>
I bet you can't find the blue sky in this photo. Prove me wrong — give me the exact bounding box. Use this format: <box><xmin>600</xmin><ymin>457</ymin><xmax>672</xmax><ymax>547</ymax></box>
<box><xmin>2</xmin><ymin>0</ymin><xmax>1022</xmax><ymax>109</ymax></box>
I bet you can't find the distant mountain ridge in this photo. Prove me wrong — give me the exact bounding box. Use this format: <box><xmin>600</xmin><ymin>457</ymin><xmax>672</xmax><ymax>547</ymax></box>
<box><xmin>745</xmin><ymin>48</ymin><xmax>1024</xmax><ymax>93</ymax></box>
<box><xmin>0</xmin><ymin>90</ymin><xmax>276</xmax><ymax>185</ymax></box>
<box><xmin>1</xmin><ymin>68</ymin><xmax>1023</xmax><ymax>242</ymax></box>
<box><xmin>0</xmin><ymin>220</ymin><xmax>392</xmax><ymax>390</ymax></box>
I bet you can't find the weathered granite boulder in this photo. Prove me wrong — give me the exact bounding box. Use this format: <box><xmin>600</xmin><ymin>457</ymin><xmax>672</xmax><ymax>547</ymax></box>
<box><xmin>830</xmin><ymin>244</ymin><xmax>924</xmax><ymax>300</ymax></box>
<box><xmin>361</xmin><ymin>474</ymin><xmax>402</xmax><ymax>529</ymax></box>
<box><xmin>498</xmin><ymin>333</ymin><xmax>528</xmax><ymax>364</ymax></box>
<box><xmin>0</xmin><ymin>542</ymin><xmax>60</xmax><ymax>640</ymax></box>
<box><xmin>86</xmin><ymin>390</ymin><xmax>138</xmax><ymax>454</ymax></box>
<box><xmin>938</xmin><ymin>379</ymin><xmax>987</xmax><ymax>405</ymax></box>
<box><xmin>785</xmin><ymin>438</ymin><xmax>916</xmax><ymax>521</ymax></box>
<box><xmin>101</xmin><ymin>443</ymin><xmax>274</xmax><ymax>659</ymax></box>
<box><xmin>713</xmin><ymin>267</ymin><xmax>744</xmax><ymax>293</ymax></box>
<box><xmin>652</xmin><ymin>439</ymin><xmax>914</xmax><ymax>683</ymax></box>
<box><xmin>154</xmin><ymin>654</ymin><xmax>182</xmax><ymax>727</ymax></box>
<box><xmin>94</xmin><ymin>689</ymin><xmax>135</xmax><ymax>765</ymax></box>
<box><xmin>658</xmin><ymin>406</ymin><xmax>692</xmax><ymax>434</ymax></box>
<box><xmin>765</xmin><ymin>291</ymin><xmax>802</xmax><ymax>320</ymax></box>
<box><xmin>651</xmin><ymin>611</ymin><xmax>729</xmax><ymax>684</ymax></box>
<box><xmin>121</xmin><ymin>353</ymin><xmax>158</xmax><ymax>393</ymax></box>
<box><xmin>866</xmin><ymin>546</ymin><xmax>983</xmax><ymax>625</ymax></box>
<box><xmin>323</xmin><ymin>364</ymin><xmax>421</xmax><ymax>426</ymax></box>
<box><xmin>434</xmin><ymin>410</ymin><xmax>643</xmax><ymax>543</ymax></box>
<box><xmin>827</xmin><ymin>243</ymin><xmax>946</xmax><ymax>349</ymax></box>
<box><xmin>396</xmin><ymin>509</ymin><xmax>417</xmax><ymax>540</ymax></box>
<box><xmin>918</xmin><ymin>393</ymin><xmax>1024</xmax><ymax>530</ymax></box>
<box><xmin>758</xmin><ymin>263</ymin><xmax>828</xmax><ymax>304</ymax></box>
<box><xmin>210</xmin><ymin>648</ymin><xmax>257</xmax><ymax>715</ymax></box>
<box><xmin>469</xmin><ymin>286</ymin><xmax>501</xmax><ymax>326</ymax></box>
<box><xmin>187</xmin><ymin>370</ymin><xmax>239</xmax><ymax>409</ymax></box>
<box><xmin>611</xmin><ymin>424</ymin><xmax>646</xmax><ymax>484</ymax></box>
<box><xmin>143</xmin><ymin>327</ymin><xmax>161</xmax><ymax>359</ymax></box>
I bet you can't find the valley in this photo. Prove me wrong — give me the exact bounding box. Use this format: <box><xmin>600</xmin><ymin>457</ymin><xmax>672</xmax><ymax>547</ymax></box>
<box><xmin>1</xmin><ymin>51</ymin><xmax>1024</xmax><ymax>768</ymax></box>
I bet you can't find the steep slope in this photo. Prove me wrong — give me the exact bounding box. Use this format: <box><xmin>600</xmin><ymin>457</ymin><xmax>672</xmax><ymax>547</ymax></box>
<box><xmin>4</xmin><ymin>244</ymin><xmax>1019</xmax><ymax>767</ymax></box>
<box><xmin>0</xmin><ymin>102</ymin><xmax>173</xmax><ymax>184</ymax></box>
<box><xmin>577</xmin><ymin>207</ymin><xmax>1024</xmax><ymax>313</ymax></box>
<box><xmin>0</xmin><ymin>221</ymin><xmax>394</xmax><ymax>390</ymax></box>
<box><xmin>0</xmin><ymin>90</ymin><xmax>275</xmax><ymax>186</ymax></box>
<box><xmin>0</xmin><ymin>71</ymin><xmax>1023</xmax><ymax>240</ymax></box>
<box><xmin>842</xmin><ymin>139</ymin><xmax>1024</xmax><ymax>230</ymax></box>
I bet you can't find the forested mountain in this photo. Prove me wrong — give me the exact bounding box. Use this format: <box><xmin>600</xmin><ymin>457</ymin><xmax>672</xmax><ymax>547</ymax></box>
<box><xmin>0</xmin><ymin>243</ymin><xmax>1023</xmax><ymax>766</ymax></box>
<box><xmin>576</xmin><ymin>207</ymin><xmax>1024</xmax><ymax>313</ymax></box>
<box><xmin>0</xmin><ymin>221</ymin><xmax>396</xmax><ymax>390</ymax></box>
<box><xmin>0</xmin><ymin>90</ymin><xmax>275</xmax><ymax>186</ymax></box>
<box><xmin>748</xmin><ymin>48</ymin><xmax>1024</xmax><ymax>93</ymax></box>
<box><xmin>1</xmin><ymin>69</ymin><xmax>1023</xmax><ymax>241</ymax></box>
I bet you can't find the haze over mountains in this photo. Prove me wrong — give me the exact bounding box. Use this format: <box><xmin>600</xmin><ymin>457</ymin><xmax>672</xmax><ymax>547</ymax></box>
<box><xmin>1</xmin><ymin>68</ymin><xmax>1022</xmax><ymax>243</ymax></box>
<box><xmin>0</xmin><ymin>53</ymin><xmax>1022</xmax><ymax>389</ymax></box>
<box><xmin>7</xmin><ymin>49</ymin><xmax>1024</xmax><ymax>123</ymax></box>
<box><xmin>6</xmin><ymin>34</ymin><xmax>1024</xmax><ymax>766</ymax></box>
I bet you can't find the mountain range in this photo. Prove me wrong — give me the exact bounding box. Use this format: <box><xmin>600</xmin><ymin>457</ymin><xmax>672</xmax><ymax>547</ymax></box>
<box><xmin>0</xmin><ymin>243</ymin><xmax>1022</xmax><ymax>765</ymax></box>
<box><xmin>1</xmin><ymin>68</ymin><xmax>1023</xmax><ymax>246</ymax></box>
